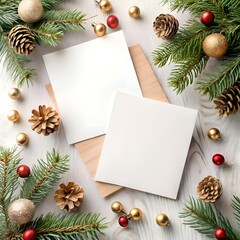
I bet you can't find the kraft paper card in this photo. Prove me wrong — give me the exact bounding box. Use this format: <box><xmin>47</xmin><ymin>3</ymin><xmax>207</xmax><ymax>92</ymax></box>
<box><xmin>95</xmin><ymin>92</ymin><xmax>198</xmax><ymax>199</ymax></box>
<box><xmin>43</xmin><ymin>31</ymin><xmax>142</xmax><ymax>144</ymax></box>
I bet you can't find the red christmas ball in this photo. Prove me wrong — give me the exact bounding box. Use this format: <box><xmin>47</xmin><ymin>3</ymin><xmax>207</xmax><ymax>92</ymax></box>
<box><xmin>106</xmin><ymin>15</ymin><xmax>119</xmax><ymax>29</ymax></box>
<box><xmin>118</xmin><ymin>216</ymin><xmax>128</xmax><ymax>227</ymax></box>
<box><xmin>212</xmin><ymin>154</ymin><xmax>225</xmax><ymax>165</ymax></box>
<box><xmin>215</xmin><ymin>228</ymin><xmax>227</xmax><ymax>240</ymax></box>
<box><xmin>201</xmin><ymin>10</ymin><xmax>215</xmax><ymax>26</ymax></box>
<box><xmin>17</xmin><ymin>165</ymin><xmax>30</xmax><ymax>178</ymax></box>
<box><xmin>23</xmin><ymin>228</ymin><xmax>37</xmax><ymax>240</ymax></box>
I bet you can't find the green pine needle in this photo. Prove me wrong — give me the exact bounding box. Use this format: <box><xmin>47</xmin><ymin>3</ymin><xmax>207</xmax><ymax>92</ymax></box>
<box><xmin>20</xmin><ymin>149</ymin><xmax>69</xmax><ymax>204</ymax></box>
<box><xmin>40</xmin><ymin>0</ymin><xmax>66</xmax><ymax>10</ymax></box>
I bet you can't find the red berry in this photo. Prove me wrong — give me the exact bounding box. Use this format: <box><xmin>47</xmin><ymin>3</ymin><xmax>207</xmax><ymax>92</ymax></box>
<box><xmin>212</xmin><ymin>154</ymin><xmax>225</xmax><ymax>166</ymax></box>
<box><xmin>201</xmin><ymin>10</ymin><xmax>215</xmax><ymax>26</ymax></box>
<box><xmin>215</xmin><ymin>228</ymin><xmax>227</xmax><ymax>240</ymax></box>
<box><xmin>17</xmin><ymin>165</ymin><xmax>30</xmax><ymax>178</ymax></box>
<box><xmin>107</xmin><ymin>15</ymin><xmax>119</xmax><ymax>29</ymax></box>
<box><xmin>23</xmin><ymin>228</ymin><xmax>37</xmax><ymax>240</ymax></box>
<box><xmin>118</xmin><ymin>216</ymin><xmax>128</xmax><ymax>227</ymax></box>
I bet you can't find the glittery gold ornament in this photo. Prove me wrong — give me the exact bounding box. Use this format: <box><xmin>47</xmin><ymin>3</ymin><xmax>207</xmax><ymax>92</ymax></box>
<box><xmin>18</xmin><ymin>0</ymin><xmax>44</xmax><ymax>23</ymax></box>
<box><xmin>95</xmin><ymin>0</ymin><xmax>112</xmax><ymax>12</ymax></box>
<box><xmin>129</xmin><ymin>208</ymin><xmax>142</xmax><ymax>221</ymax></box>
<box><xmin>207</xmin><ymin>127</ymin><xmax>221</xmax><ymax>140</ymax></box>
<box><xmin>128</xmin><ymin>6</ymin><xmax>141</xmax><ymax>19</ymax></box>
<box><xmin>16</xmin><ymin>132</ymin><xmax>29</xmax><ymax>145</ymax></box>
<box><xmin>111</xmin><ymin>201</ymin><xmax>123</xmax><ymax>214</ymax></box>
<box><xmin>202</xmin><ymin>33</ymin><xmax>228</xmax><ymax>58</ymax></box>
<box><xmin>92</xmin><ymin>22</ymin><xmax>107</xmax><ymax>37</ymax></box>
<box><xmin>156</xmin><ymin>213</ymin><xmax>170</xmax><ymax>227</ymax></box>
<box><xmin>7</xmin><ymin>110</ymin><xmax>20</xmax><ymax>123</ymax></box>
<box><xmin>8</xmin><ymin>88</ymin><xmax>21</xmax><ymax>100</ymax></box>
<box><xmin>8</xmin><ymin>198</ymin><xmax>36</xmax><ymax>225</ymax></box>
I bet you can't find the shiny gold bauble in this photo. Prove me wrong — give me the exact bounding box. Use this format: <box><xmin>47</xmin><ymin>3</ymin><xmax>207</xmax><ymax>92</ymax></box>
<box><xmin>156</xmin><ymin>213</ymin><xmax>170</xmax><ymax>227</ymax></box>
<box><xmin>8</xmin><ymin>198</ymin><xmax>36</xmax><ymax>225</ymax></box>
<box><xmin>7</xmin><ymin>110</ymin><xmax>20</xmax><ymax>123</ymax></box>
<box><xmin>95</xmin><ymin>0</ymin><xmax>112</xmax><ymax>12</ymax></box>
<box><xmin>8</xmin><ymin>88</ymin><xmax>21</xmax><ymax>100</ymax></box>
<box><xmin>18</xmin><ymin>0</ymin><xmax>44</xmax><ymax>23</ymax></box>
<box><xmin>129</xmin><ymin>208</ymin><xmax>142</xmax><ymax>221</ymax></box>
<box><xmin>207</xmin><ymin>127</ymin><xmax>221</xmax><ymax>140</ymax></box>
<box><xmin>202</xmin><ymin>33</ymin><xmax>228</xmax><ymax>58</ymax></box>
<box><xmin>111</xmin><ymin>201</ymin><xmax>123</xmax><ymax>213</ymax></box>
<box><xmin>16</xmin><ymin>132</ymin><xmax>29</xmax><ymax>145</ymax></box>
<box><xmin>92</xmin><ymin>22</ymin><xmax>107</xmax><ymax>37</ymax></box>
<box><xmin>128</xmin><ymin>6</ymin><xmax>141</xmax><ymax>19</ymax></box>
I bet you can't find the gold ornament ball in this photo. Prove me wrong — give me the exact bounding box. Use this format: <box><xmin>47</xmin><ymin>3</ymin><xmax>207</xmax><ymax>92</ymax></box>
<box><xmin>129</xmin><ymin>208</ymin><xmax>142</xmax><ymax>221</ymax></box>
<box><xmin>128</xmin><ymin>6</ymin><xmax>141</xmax><ymax>19</ymax></box>
<box><xmin>8</xmin><ymin>88</ymin><xmax>21</xmax><ymax>100</ymax></box>
<box><xmin>7</xmin><ymin>110</ymin><xmax>20</xmax><ymax>123</ymax></box>
<box><xmin>202</xmin><ymin>33</ymin><xmax>228</xmax><ymax>58</ymax></box>
<box><xmin>92</xmin><ymin>22</ymin><xmax>107</xmax><ymax>37</ymax></box>
<box><xmin>8</xmin><ymin>198</ymin><xmax>36</xmax><ymax>225</ymax></box>
<box><xmin>18</xmin><ymin>0</ymin><xmax>44</xmax><ymax>23</ymax></box>
<box><xmin>96</xmin><ymin>0</ymin><xmax>112</xmax><ymax>12</ymax></box>
<box><xmin>16</xmin><ymin>132</ymin><xmax>29</xmax><ymax>145</ymax></box>
<box><xmin>111</xmin><ymin>201</ymin><xmax>123</xmax><ymax>213</ymax></box>
<box><xmin>156</xmin><ymin>213</ymin><xmax>170</xmax><ymax>227</ymax></box>
<box><xmin>207</xmin><ymin>127</ymin><xmax>221</xmax><ymax>140</ymax></box>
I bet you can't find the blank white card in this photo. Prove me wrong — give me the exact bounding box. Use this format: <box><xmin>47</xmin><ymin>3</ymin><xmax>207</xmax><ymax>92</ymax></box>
<box><xmin>95</xmin><ymin>92</ymin><xmax>198</xmax><ymax>199</ymax></box>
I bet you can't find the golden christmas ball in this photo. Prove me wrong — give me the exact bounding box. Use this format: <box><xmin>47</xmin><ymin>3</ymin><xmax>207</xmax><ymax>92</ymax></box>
<box><xmin>16</xmin><ymin>132</ymin><xmax>29</xmax><ymax>145</ymax></box>
<box><xmin>8</xmin><ymin>198</ymin><xmax>36</xmax><ymax>225</ymax></box>
<box><xmin>7</xmin><ymin>110</ymin><xmax>20</xmax><ymax>123</ymax></box>
<box><xmin>129</xmin><ymin>208</ymin><xmax>142</xmax><ymax>221</ymax></box>
<box><xmin>207</xmin><ymin>127</ymin><xmax>221</xmax><ymax>140</ymax></box>
<box><xmin>156</xmin><ymin>213</ymin><xmax>170</xmax><ymax>227</ymax></box>
<box><xmin>92</xmin><ymin>22</ymin><xmax>107</xmax><ymax>37</ymax></box>
<box><xmin>95</xmin><ymin>0</ymin><xmax>112</xmax><ymax>12</ymax></box>
<box><xmin>202</xmin><ymin>33</ymin><xmax>228</xmax><ymax>58</ymax></box>
<box><xmin>111</xmin><ymin>201</ymin><xmax>123</xmax><ymax>213</ymax></box>
<box><xmin>8</xmin><ymin>88</ymin><xmax>21</xmax><ymax>100</ymax></box>
<box><xmin>18</xmin><ymin>0</ymin><xmax>44</xmax><ymax>23</ymax></box>
<box><xmin>128</xmin><ymin>6</ymin><xmax>141</xmax><ymax>19</ymax></box>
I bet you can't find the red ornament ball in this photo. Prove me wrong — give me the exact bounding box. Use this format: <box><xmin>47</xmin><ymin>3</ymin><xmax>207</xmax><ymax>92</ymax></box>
<box><xmin>201</xmin><ymin>10</ymin><xmax>215</xmax><ymax>26</ymax></box>
<box><xmin>118</xmin><ymin>216</ymin><xmax>129</xmax><ymax>227</ymax></box>
<box><xmin>215</xmin><ymin>228</ymin><xmax>227</xmax><ymax>240</ymax></box>
<box><xmin>17</xmin><ymin>165</ymin><xmax>30</xmax><ymax>178</ymax></box>
<box><xmin>212</xmin><ymin>154</ymin><xmax>225</xmax><ymax>165</ymax></box>
<box><xmin>23</xmin><ymin>228</ymin><xmax>37</xmax><ymax>240</ymax></box>
<box><xmin>106</xmin><ymin>15</ymin><xmax>119</xmax><ymax>29</ymax></box>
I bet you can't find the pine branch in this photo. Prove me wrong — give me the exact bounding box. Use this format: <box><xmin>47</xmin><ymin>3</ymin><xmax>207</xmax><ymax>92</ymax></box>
<box><xmin>232</xmin><ymin>196</ymin><xmax>240</xmax><ymax>227</ymax></box>
<box><xmin>44</xmin><ymin>10</ymin><xmax>86</xmax><ymax>31</ymax></box>
<box><xmin>179</xmin><ymin>197</ymin><xmax>240</xmax><ymax>240</ymax></box>
<box><xmin>20</xmin><ymin>149</ymin><xmax>69</xmax><ymax>204</ymax></box>
<box><xmin>0</xmin><ymin>5</ymin><xmax>19</xmax><ymax>29</ymax></box>
<box><xmin>40</xmin><ymin>0</ymin><xmax>65</xmax><ymax>10</ymax></box>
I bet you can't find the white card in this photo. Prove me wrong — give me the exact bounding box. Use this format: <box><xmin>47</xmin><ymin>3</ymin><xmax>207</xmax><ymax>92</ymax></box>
<box><xmin>95</xmin><ymin>92</ymin><xmax>198</xmax><ymax>199</ymax></box>
<box><xmin>43</xmin><ymin>31</ymin><xmax>142</xmax><ymax>144</ymax></box>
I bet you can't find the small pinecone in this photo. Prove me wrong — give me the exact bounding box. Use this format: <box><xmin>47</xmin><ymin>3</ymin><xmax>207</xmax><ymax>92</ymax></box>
<box><xmin>197</xmin><ymin>176</ymin><xmax>222</xmax><ymax>203</ymax></box>
<box><xmin>28</xmin><ymin>105</ymin><xmax>60</xmax><ymax>136</ymax></box>
<box><xmin>54</xmin><ymin>182</ymin><xmax>84</xmax><ymax>212</ymax></box>
<box><xmin>153</xmin><ymin>14</ymin><xmax>179</xmax><ymax>39</ymax></box>
<box><xmin>214</xmin><ymin>81</ymin><xmax>240</xmax><ymax>116</ymax></box>
<box><xmin>8</xmin><ymin>25</ymin><xmax>35</xmax><ymax>55</ymax></box>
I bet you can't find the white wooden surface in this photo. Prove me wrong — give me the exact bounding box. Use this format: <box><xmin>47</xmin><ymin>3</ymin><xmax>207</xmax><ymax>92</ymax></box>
<box><xmin>1</xmin><ymin>1</ymin><xmax>240</xmax><ymax>239</ymax></box>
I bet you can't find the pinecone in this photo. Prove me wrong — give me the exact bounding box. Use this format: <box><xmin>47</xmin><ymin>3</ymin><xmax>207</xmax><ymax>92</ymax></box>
<box><xmin>8</xmin><ymin>25</ymin><xmax>35</xmax><ymax>55</ymax></box>
<box><xmin>214</xmin><ymin>81</ymin><xmax>240</xmax><ymax>116</ymax></box>
<box><xmin>153</xmin><ymin>14</ymin><xmax>179</xmax><ymax>39</ymax></box>
<box><xmin>197</xmin><ymin>176</ymin><xmax>222</xmax><ymax>203</ymax></box>
<box><xmin>54</xmin><ymin>182</ymin><xmax>84</xmax><ymax>212</ymax></box>
<box><xmin>28</xmin><ymin>105</ymin><xmax>60</xmax><ymax>136</ymax></box>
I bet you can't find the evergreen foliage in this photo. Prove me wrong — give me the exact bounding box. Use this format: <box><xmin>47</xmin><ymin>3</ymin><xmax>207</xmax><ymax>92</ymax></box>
<box><xmin>153</xmin><ymin>0</ymin><xmax>240</xmax><ymax>100</ymax></box>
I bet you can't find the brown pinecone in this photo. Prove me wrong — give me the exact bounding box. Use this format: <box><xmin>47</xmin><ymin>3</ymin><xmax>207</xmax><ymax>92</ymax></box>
<box><xmin>54</xmin><ymin>182</ymin><xmax>84</xmax><ymax>212</ymax></box>
<box><xmin>214</xmin><ymin>81</ymin><xmax>240</xmax><ymax>116</ymax></box>
<box><xmin>28</xmin><ymin>105</ymin><xmax>60</xmax><ymax>136</ymax></box>
<box><xmin>153</xmin><ymin>14</ymin><xmax>179</xmax><ymax>39</ymax></box>
<box><xmin>8</xmin><ymin>25</ymin><xmax>35</xmax><ymax>55</ymax></box>
<box><xmin>197</xmin><ymin>176</ymin><xmax>222</xmax><ymax>203</ymax></box>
